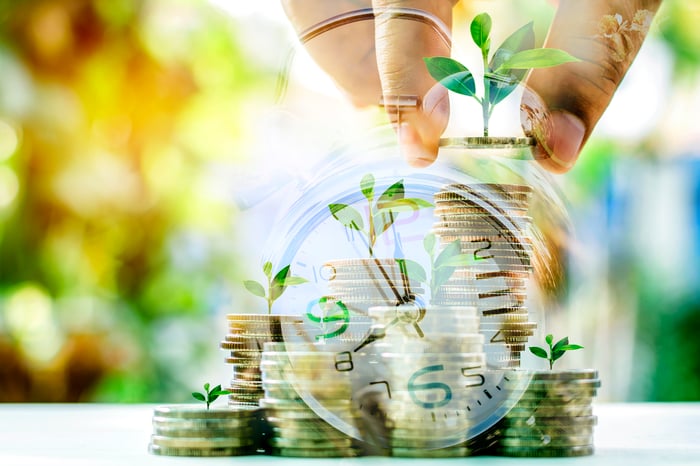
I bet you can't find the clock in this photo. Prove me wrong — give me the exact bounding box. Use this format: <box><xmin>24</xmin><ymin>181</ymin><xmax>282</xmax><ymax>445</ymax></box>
<box><xmin>265</xmin><ymin>128</ymin><xmax>540</xmax><ymax>450</ymax></box>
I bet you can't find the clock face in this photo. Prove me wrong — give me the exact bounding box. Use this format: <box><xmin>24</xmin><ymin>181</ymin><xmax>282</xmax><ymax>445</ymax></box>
<box><xmin>267</xmin><ymin>140</ymin><xmax>537</xmax><ymax>449</ymax></box>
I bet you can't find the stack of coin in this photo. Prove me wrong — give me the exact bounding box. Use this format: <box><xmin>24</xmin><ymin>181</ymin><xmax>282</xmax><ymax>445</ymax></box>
<box><xmin>431</xmin><ymin>183</ymin><xmax>535</xmax><ymax>367</ymax></box>
<box><xmin>367</xmin><ymin>304</ymin><xmax>484</xmax><ymax>457</ymax></box>
<box><xmin>325</xmin><ymin>258</ymin><xmax>423</xmax><ymax>314</ymax></box>
<box><xmin>221</xmin><ymin>314</ymin><xmax>302</xmax><ymax>407</ymax></box>
<box><xmin>494</xmin><ymin>369</ymin><xmax>600</xmax><ymax>457</ymax></box>
<box><xmin>148</xmin><ymin>405</ymin><xmax>259</xmax><ymax>456</ymax></box>
<box><xmin>260</xmin><ymin>342</ymin><xmax>361</xmax><ymax>458</ymax></box>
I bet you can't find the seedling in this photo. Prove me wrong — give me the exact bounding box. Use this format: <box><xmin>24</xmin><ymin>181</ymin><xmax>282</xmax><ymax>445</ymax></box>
<box><xmin>191</xmin><ymin>382</ymin><xmax>230</xmax><ymax>410</ymax></box>
<box><xmin>424</xmin><ymin>12</ymin><xmax>580</xmax><ymax>136</ymax></box>
<box><xmin>329</xmin><ymin>173</ymin><xmax>432</xmax><ymax>257</ymax></box>
<box><xmin>529</xmin><ymin>334</ymin><xmax>584</xmax><ymax>370</ymax></box>
<box><xmin>400</xmin><ymin>233</ymin><xmax>474</xmax><ymax>298</ymax></box>
<box><xmin>244</xmin><ymin>261</ymin><xmax>308</xmax><ymax>314</ymax></box>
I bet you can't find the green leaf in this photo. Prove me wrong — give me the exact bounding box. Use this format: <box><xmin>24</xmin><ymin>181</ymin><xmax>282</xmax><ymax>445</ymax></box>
<box><xmin>208</xmin><ymin>393</ymin><xmax>220</xmax><ymax>403</ymax></box>
<box><xmin>495</xmin><ymin>48</ymin><xmax>580</xmax><ymax>73</ymax></box>
<box><xmin>329</xmin><ymin>204</ymin><xmax>364</xmax><ymax>230</ymax></box>
<box><xmin>489</xmin><ymin>21</ymin><xmax>535</xmax><ymax>72</ymax></box>
<box><xmin>551</xmin><ymin>349</ymin><xmax>566</xmax><ymax>361</ymax></box>
<box><xmin>432</xmin><ymin>266</ymin><xmax>456</xmax><ymax>291</ymax></box>
<box><xmin>210</xmin><ymin>389</ymin><xmax>231</xmax><ymax>396</ymax></box>
<box><xmin>552</xmin><ymin>336</ymin><xmax>570</xmax><ymax>353</ymax></box>
<box><xmin>545</xmin><ymin>334</ymin><xmax>553</xmax><ymax>345</ymax></box>
<box><xmin>360</xmin><ymin>173</ymin><xmax>374</xmax><ymax>202</ymax></box>
<box><xmin>529</xmin><ymin>346</ymin><xmax>548</xmax><ymax>359</ymax></box>
<box><xmin>373</xmin><ymin>210</ymin><xmax>396</xmax><ymax>238</ymax></box>
<box><xmin>559</xmin><ymin>344</ymin><xmax>584</xmax><ymax>351</ymax></box>
<box><xmin>204</xmin><ymin>382</ymin><xmax>210</xmax><ymax>392</ymax></box>
<box><xmin>262</xmin><ymin>261</ymin><xmax>273</xmax><ymax>279</ymax></box>
<box><xmin>439</xmin><ymin>253</ymin><xmax>474</xmax><ymax>267</ymax></box>
<box><xmin>398</xmin><ymin>259</ymin><xmax>427</xmax><ymax>284</ymax></box>
<box><xmin>376</xmin><ymin>180</ymin><xmax>405</xmax><ymax>210</ymax></box>
<box><xmin>434</xmin><ymin>240</ymin><xmax>462</xmax><ymax>269</ymax></box>
<box><xmin>377</xmin><ymin>198</ymin><xmax>432</xmax><ymax>213</ymax></box>
<box><xmin>282</xmin><ymin>276</ymin><xmax>308</xmax><ymax>287</ymax></box>
<box><xmin>270</xmin><ymin>265</ymin><xmax>291</xmax><ymax>301</ymax></box>
<box><xmin>192</xmin><ymin>392</ymin><xmax>206</xmax><ymax>402</ymax></box>
<box><xmin>210</xmin><ymin>384</ymin><xmax>222</xmax><ymax>394</ymax></box>
<box><xmin>243</xmin><ymin>280</ymin><xmax>266</xmax><ymax>298</ymax></box>
<box><xmin>424</xmin><ymin>233</ymin><xmax>437</xmax><ymax>255</ymax></box>
<box><xmin>424</xmin><ymin>57</ymin><xmax>477</xmax><ymax>97</ymax></box>
<box><xmin>486</xmin><ymin>23</ymin><xmax>535</xmax><ymax>106</ymax></box>
<box><xmin>470</xmin><ymin>12</ymin><xmax>492</xmax><ymax>53</ymax></box>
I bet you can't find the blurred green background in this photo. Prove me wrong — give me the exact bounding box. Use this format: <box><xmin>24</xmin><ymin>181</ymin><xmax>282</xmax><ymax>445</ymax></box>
<box><xmin>0</xmin><ymin>0</ymin><xmax>698</xmax><ymax>403</ymax></box>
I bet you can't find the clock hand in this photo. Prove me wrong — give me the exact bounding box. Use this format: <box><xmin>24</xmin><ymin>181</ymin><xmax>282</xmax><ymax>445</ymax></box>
<box><xmin>353</xmin><ymin>317</ymin><xmax>399</xmax><ymax>353</ymax></box>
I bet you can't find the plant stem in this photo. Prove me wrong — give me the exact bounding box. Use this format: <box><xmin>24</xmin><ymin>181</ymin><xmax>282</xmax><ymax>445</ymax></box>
<box><xmin>368</xmin><ymin>203</ymin><xmax>375</xmax><ymax>257</ymax></box>
<box><xmin>267</xmin><ymin>274</ymin><xmax>272</xmax><ymax>314</ymax></box>
<box><xmin>482</xmin><ymin>52</ymin><xmax>490</xmax><ymax>137</ymax></box>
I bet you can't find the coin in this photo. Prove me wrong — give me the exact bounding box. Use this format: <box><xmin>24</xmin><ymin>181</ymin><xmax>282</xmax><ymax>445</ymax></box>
<box><xmin>148</xmin><ymin>444</ymin><xmax>253</xmax><ymax>457</ymax></box>
<box><xmin>153</xmin><ymin>405</ymin><xmax>258</xmax><ymax>419</ymax></box>
<box><xmin>150</xmin><ymin>435</ymin><xmax>253</xmax><ymax>449</ymax></box>
<box><xmin>152</xmin><ymin>416</ymin><xmax>255</xmax><ymax>429</ymax></box>
<box><xmin>501</xmin><ymin>415</ymin><xmax>598</xmax><ymax>428</ymax></box>
<box><xmin>391</xmin><ymin>446</ymin><xmax>470</xmax><ymax>457</ymax></box>
<box><xmin>268</xmin><ymin>447</ymin><xmax>359</xmax><ymax>457</ymax></box>
<box><xmin>268</xmin><ymin>437</ymin><xmax>354</xmax><ymax>449</ymax></box>
<box><xmin>505</xmin><ymin>405</ymin><xmax>594</xmax><ymax>418</ymax></box>
<box><xmin>496</xmin><ymin>445</ymin><xmax>594</xmax><ymax>457</ymax></box>
<box><xmin>499</xmin><ymin>425</ymin><xmax>594</xmax><ymax>438</ymax></box>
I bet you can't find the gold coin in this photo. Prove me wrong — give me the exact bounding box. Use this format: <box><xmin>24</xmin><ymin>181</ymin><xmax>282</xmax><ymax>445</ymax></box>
<box><xmin>496</xmin><ymin>445</ymin><xmax>594</xmax><ymax>457</ymax></box>
<box><xmin>152</xmin><ymin>405</ymin><xmax>258</xmax><ymax>419</ymax></box>
<box><xmin>148</xmin><ymin>444</ymin><xmax>253</xmax><ymax>457</ymax></box>
<box><xmin>151</xmin><ymin>425</ymin><xmax>255</xmax><ymax>438</ymax></box>
<box><xmin>505</xmin><ymin>405</ymin><xmax>594</xmax><ymax>418</ymax></box>
<box><xmin>152</xmin><ymin>416</ymin><xmax>255</xmax><ymax>429</ymax></box>
<box><xmin>268</xmin><ymin>447</ymin><xmax>359</xmax><ymax>458</ymax></box>
<box><xmin>499</xmin><ymin>435</ymin><xmax>594</xmax><ymax>448</ymax></box>
<box><xmin>150</xmin><ymin>435</ymin><xmax>253</xmax><ymax>448</ymax></box>
<box><xmin>268</xmin><ymin>437</ymin><xmax>354</xmax><ymax>449</ymax></box>
<box><xmin>501</xmin><ymin>415</ymin><xmax>598</xmax><ymax>428</ymax></box>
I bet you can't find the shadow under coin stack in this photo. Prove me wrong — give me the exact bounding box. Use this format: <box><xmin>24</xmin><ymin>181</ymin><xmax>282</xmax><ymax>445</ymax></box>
<box><xmin>259</xmin><ymin>342</ymin><xmax>360</xmax><ymax>458</ymax></box>
<box><xmin>221</xmin><ymin>315</ymin><xmax>298</xmax><ymax>407</ymax></box>
<box><xmin>148</xmin><ymin>405</ymin><xmax>259</xmax><ymax>457</ymax></box>
<box><xmin>431</xmin><ymin>183</ymin><xmax>536</xmax><ymax>368</ymax></box>
<box><xmin>494</xmin><ymin>369</ymin><xmax>600</xmax><ymax>457</ymax></box>
<box><xmin>366</xmin><ymin>304</ymin><xmax>484</xmax><ymax>457</ymax></box>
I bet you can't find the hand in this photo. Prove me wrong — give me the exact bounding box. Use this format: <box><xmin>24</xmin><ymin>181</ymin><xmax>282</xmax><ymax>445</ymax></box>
<box><xmin>282</xmin><ymin>0</ymin><xmax>662</xmax><ymax>174</ymax></box>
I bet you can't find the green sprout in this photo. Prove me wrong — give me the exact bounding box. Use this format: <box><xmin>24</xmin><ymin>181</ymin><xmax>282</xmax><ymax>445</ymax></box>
<box><xmin>191</xmin><ymin>382</ymin><xmax>230</xmax><ymax>410</ymax></box>
<box><xmin>400</xmin><ymin>233</ymin><xmax>474</xmax><ymax>298</ymax></box>
<box><xmin>244</xmin><ymin>262</ymin><xmax>308</xmax><ymax>314</ymax></box>
<box><xmin>329</xmin><ymin>174</ymin><xmax>432</xmax><ymax>257</ymax></box>
<box><xmin>424</xmin><ymin>12</ymin><xmax>580</xmax><ymax>137</ymax></box>
<box><xmin>529</xmin><ymin>334</ymin><xmax>584</xmax><ymax>370</ymax></box>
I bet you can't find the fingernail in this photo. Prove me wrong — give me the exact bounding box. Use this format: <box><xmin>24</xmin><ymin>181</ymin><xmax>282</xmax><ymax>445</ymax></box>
<box><xmin>546</xmin><ymin>111</ymin><xmax>585</xmax><ymax>171</ymax></box>
<box><xmin>399</xmin><ymin>123</ymin><xmax>436</xmax><ymax>168</ymax></box>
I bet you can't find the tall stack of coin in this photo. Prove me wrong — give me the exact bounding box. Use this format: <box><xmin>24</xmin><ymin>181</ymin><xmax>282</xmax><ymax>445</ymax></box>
<box><xmin>259</xmin><ymin>342</ymin><xmax>361</xmax><ymax>458</ymax></box>
<box><xmin>431</xmin><ymin>183</ymin><xmax>536</xmax><ymax>367</ymax></box>
<box><xmin>494</xmin><ymin>369</ymin><xmax>600</xmax><ymax>457</ymax></box>
<box><xmin>325</xmin><ymin>259</ymin><xmax>423</xmax><ymax>314</ymax></box>
<box><xmin>148</xmin><ymin>405</ymin><xmax>259</xmax><ymax>456</ymax></box>
<box><xmin>221</xmin><ymin>314</ymin><xmax>301</xmax><ymax>407</ymax></box>
<box><xmin>366</xmin><ymin>304</ymin><xmax>484</xmax><ymax>457</ymax></box>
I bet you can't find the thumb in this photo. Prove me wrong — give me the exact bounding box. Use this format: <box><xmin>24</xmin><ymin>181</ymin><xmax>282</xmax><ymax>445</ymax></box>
<box><xmin>525</xmin><ymin>1</ymin><xmax>662</xmax><ymax>174</ymax></box>
<box><xmin>372</xmin><ymin>0</ymin><xmax>456</xmax><ymax>167</ymax></box>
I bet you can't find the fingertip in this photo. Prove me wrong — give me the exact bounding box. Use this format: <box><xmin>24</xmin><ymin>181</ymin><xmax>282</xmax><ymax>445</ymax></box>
<box><xmin>535</xmin><ymin>110</ymin><xmax>585</xmax><ymax>174</ymax></box>
<box><xmin>399</xmin><ymin>123</ymin><xmax>438</xmax><ymax>168</ymax></box>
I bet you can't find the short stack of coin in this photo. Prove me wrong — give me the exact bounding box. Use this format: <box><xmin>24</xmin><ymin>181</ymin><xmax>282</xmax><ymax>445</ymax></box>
<box><xmin>325</xmin><ymin>258</ymin><xmax>423</xmax><ymax>313</ymax></box>
<box><xmin>367</xmin><ymin>304</ymin><xmax>484</xmax><ymax>457</ymax></box>
<box><xmin>221</xmin><ymin>314</ymin><xmax>301</xmax><ymax>407</ymax></box>
<box><xmin>259</xmin><ymin>342</ymin><xmax>361</xmax><ymax>458</ymax></box>
<box><xmin>431</xmin><ymin>183</ymin><xmax>535</xmax><ymax>368</ymax></box>
<box><xmin>494</xmin><ymin>369</ymin><xmax>600</xmax><ymax>457</ymax></box>
<box><xmin>148</xmin><ymin>405</ymin><xmax>259</xmax><ymax>456</ymax></box>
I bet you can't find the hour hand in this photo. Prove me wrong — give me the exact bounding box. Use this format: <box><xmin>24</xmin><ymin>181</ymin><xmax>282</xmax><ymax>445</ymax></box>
<box><xmin>353</xmin><ymin>317</ymin><xmax>398</xmax><ymax>353</ymax></box>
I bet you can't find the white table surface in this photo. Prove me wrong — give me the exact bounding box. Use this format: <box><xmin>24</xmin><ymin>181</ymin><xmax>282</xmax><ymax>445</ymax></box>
<box><xmin>0</xmin><ymin>403</ymin><xmax>698</xmax><ymax>465</ymax></box>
